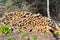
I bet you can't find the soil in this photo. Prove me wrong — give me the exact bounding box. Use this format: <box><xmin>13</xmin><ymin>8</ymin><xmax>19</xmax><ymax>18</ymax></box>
<box><xmin>0</xmin><ymin>32</ymin><xmax>55</xmax><ymax>40</ymax></box>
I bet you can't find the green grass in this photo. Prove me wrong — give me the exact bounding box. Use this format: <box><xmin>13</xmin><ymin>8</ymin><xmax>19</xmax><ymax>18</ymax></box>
<box><xmin>31</xmin><ymin>34</ymin><xmax>38</xmax><ymax>40</ymax></box>
<box><xmin>0</xmin><ymin>24</ymin><xmax>12</xmax><ymax>35</ymax></box>
<box><xmin>21</xmin><ymin>31</ymin><xmax>29</xmax><ymax>38</ymax></box>
<box><xmin>6</xmin><ymin>36</ymin><xmax>15</xmax><ymax>40</ymax></box>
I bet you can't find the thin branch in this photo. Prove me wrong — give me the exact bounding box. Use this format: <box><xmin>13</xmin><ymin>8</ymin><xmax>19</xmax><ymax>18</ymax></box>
<box><xmin>47</xmin><ymin>0</ymin><xmax>50</xmax><ymax>19</ymax></box>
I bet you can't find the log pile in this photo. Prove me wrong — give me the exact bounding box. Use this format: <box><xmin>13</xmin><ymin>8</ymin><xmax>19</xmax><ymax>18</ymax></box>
<box><xmin>0</xmin><ymin>11</ymin><xmax>60</xmax><ymax>33</ymax></box>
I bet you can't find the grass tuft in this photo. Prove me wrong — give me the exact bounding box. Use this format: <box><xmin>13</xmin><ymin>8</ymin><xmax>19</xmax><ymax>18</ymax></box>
<box><xmin>0</xmin><ymin>24</ymin><xmax>12</xmax><ymax>35</ymax></box>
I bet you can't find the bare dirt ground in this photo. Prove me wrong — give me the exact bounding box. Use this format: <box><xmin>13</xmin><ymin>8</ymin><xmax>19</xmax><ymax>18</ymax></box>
<box><xmin>0</xmin><ymin>32</ymin><xmax>55</xmax><ymax>40</ymax></box>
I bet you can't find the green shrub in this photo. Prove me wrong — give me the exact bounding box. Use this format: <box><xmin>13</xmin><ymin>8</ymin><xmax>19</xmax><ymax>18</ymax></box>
<box><xmin>0</xmin><ymin>0</ymin><xmax>7</xmax><ymax>4</ymax></box>
<box><xmin>6</xmin><ymin>36</ymin><xmax>15</xmax><ymax>40</ymax></box>
<box><xmin>0</xmin><ymin>24</ymin><xmax>12</xmax><ymax>34</ymax></box>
